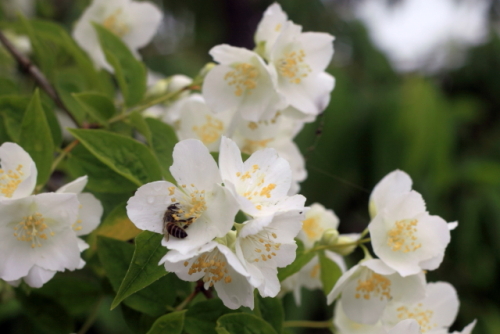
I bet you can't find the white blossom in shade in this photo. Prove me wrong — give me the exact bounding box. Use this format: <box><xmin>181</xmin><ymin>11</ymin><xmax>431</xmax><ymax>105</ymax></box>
<box><xmin>218</xmin><ymin>136</ymin><xmax>305</xmax><ymax>217</ymax></box>
<box><xmin>160</xmin><ymin>239</ymin><xmax>254</xmax><ymax>310</ymax></box>
<box><xmin>202</xmin><ymin>45</ymin><xmax>287</xmax><ymax>122</ymax></box>
<box><xmin>170</xmin><ymin>94</ymin><xmax>234</xmax><ymax>152</ymax></box>
<box><xmin>0</xmin><ymin>142</ymin><xmax>37</xmax><ymax>200</ymax></box>
<box><xmin>369</xmin><ymin>170</ymin><xmax>412</xmax><ymax>219</ymax></box>
<box><xmin>298</xmin><ymin>202</ymin><xmax>339</xmax><ymax>248</ymax></box>
<box><xmin>144</xmin><ymin>73</ymin><xmax>193</xmax><ymax>120</ymax></box>
<box><xmin>72</xmin><ymin>0</ymin><xmax>163</xmax><ymax>71</ymax></box>
<box><xmin>381</xmin><ymin>282</ymin><xmax>459</xmax><ymax>333</ymax></box>
<box><xmin>127</xmin><ymin>139</ymin><xmax>239</xmax><ymax>254</ymax></box>
<box><xmin>56</xmin><ymin>176</ymin><xmax>103</xmax><ymax>236</ymax></box>
<box><xmin>386</xmin><ymin>319</ymin><xmax>422</xmax><ymax>334</ymax></box>
<box><xmin>333</xmin><ymin>300</ymin><xmax>384</xmax><ymax>334</ymax></box>
<box><xmin>268</xmin><ymin>21</ymin><xmax>335</xmax><ymax>118</ymax></box>
<box><xmin>235</xmin><ymin>209</ymin><xmax>304</xmax><ymax>298</ymax></box>
<box><xmin>368</xmin><ymin>190</ymin><xmax>451</xmax><ymax>277</ymax></box>
<box><xmin>355</xmin><ymin>0</ymin><xmax>490</xmax><ymax>73</ymax></box>
<box><xmin>327</xmin><ymin>259</ymin><xmax>426</xmax><ymax>325</ymax></box>
<box><xmin>254</xmin><ymin>2</ymin><xmax>289</xmax><ymax>60</ymax></box>
<box><xmin>0</xmin><ymin>193</ymin><xmax>82</xmax><ymax>287</ymax></box>
<box><xmin>231</xmin><ymin>113</ymin><xmax>306</xmax><ymax>195</ymax></box>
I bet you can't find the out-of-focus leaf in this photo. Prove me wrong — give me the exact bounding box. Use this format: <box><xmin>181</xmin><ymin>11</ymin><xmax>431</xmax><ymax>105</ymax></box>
<box><xmin>216</xmin><ymin>313</ymin><xmax>277</xmax><ymax>334</ymax></box>
<box><xmin>73</xmin><ymin>92</ymin><xmax>116</xmax><ymax>125</ymax></box>
<box><xmin>146</xmin><ymin>311</ymin><xmax>186</xmax><ymax>334</ymax></box>
<box><xmin>318</xmin><ymin>251</ymin><xmax>342</xmax><ymax>295</ymax></box>
<box><xmin>131</xmin><ymin>111</ymin><xmax>153</xmax><ymax>145</ymax></box>
<box><xmin>145</xmin><ymin>117</ymin><xmax>177</xmax><ymax>183</ymax></box>
<box><xmin>256</xmin><ymin>295</ymin><xmax>284</xmax><ymax>334</ymax></box>
<box><xmin>121</xmin><ymin>304</ymin><xmax>157</xmax><ymax>334</ymax></box>
<box><xmin>184</xmin><ymin>299</ymin><xmax>238</xmax><ymax>334</ymax></box>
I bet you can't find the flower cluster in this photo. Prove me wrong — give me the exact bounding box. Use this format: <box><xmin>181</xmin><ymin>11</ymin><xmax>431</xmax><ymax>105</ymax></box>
<box><xmin>144</xmin><ymin>3</ymin><xmax>335</xmax><ymax>194</ymax></box>
<box><xmin>127</xmin><ymin>136</ymin><xmax>306</xmax><ymax>309</ymax></box>
<box><xmin>327</xmin><ymin>170</ymin><xmax>475</xmax><ymax>333</ymax></box>
<box><xmin>0</xmin><ymin>143</ymin><xmax>102</xmax><ymax>288</ymax></box>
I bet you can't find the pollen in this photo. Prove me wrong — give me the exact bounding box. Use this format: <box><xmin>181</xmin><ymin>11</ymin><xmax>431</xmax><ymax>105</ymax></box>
<box><xmin>0</xmin><ymin>164</ymin><xmax>24</xmax><ymax>198</ymax></box>
<box><xmin>277</xmin><ymin>49</ymin><xmax>312</xmax><ymax>84</ymax></box>
<box><xmin>247</xmin><ymin>228</ymin><xmax>281</xmax><ymax>264</ymax></box>
<box><xmin>241</xmin><ymin>138</ymin><xmax>273</xmax><ymax>155</ymax></box>
<box><xmin>168</xmin><ymin>186</ymin><xmax>176</xmax><ymax>196</ymax></box>
<box><xmin>387</xmin><ymin>219</ymin><xmax>422</xmax><ymax>253</ymax></box>
<box><xmin>354</xmin><ymin>271</ymin><xmax>392</xmax><ymax>301</ymax></box>
<box><xmin>188</xmin><ymin>250</ymin><xmax>232</xmax><ymax>286</ymax></box>
<box><xmin>72</xmin><ymin>219</ymin><xmax>83</xmax><ymax>232</ymax></box>
<box><xmin>192</xmin><ymin>115</ymin><xmax>224</xmax><ymax>145</ymax></box>
<box><xmin>102</xmin><ymin>9</ymin><xmax>130</xmax><ymax>37</ymax></box>
<box><xmin>310</xmin><ymin>264</ymin><xmax>320</xmax><ymax>278</ymax></box>
<box><xmin>302</xmin><ymin>216</ymin><xmax>321</xmax><ymax>239</ymax></box>
<box><xmin>224</xmin><ymin>63</ymin><xmax>259</xmax><ymax>97</ymax></box>
<box><xmin>14</xmin><ymin>212</ymin><xmax>54</xmax><ymax>248</ymax></box>
<box><xmin>396</xmin><ymin>304</ymin><xmax>436</xmax><ymax>332</ymax></box>
<box><xmin>259</xmin><ymin>183</ymin><xmax>276</xmax><ymax>198</ymax></box>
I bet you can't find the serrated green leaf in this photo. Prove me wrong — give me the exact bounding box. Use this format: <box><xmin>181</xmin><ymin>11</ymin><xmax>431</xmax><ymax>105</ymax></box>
<box><xmin>19</xmin><ymin>90</ymin><xmax>54</xmax><ymax>186</ymax></box>
<box><xmin>277</xmin><ymin>239</ymin><xmax>315</xmax><ymax>282</ymax></box>
<box><xmin>68</xmin><ymin>128</ymin><xmax>162</xmax><ymax>186</ymax></box>
<box><xmin>318</xmin><ymin>251</ymin><xmax>342</xmax><ymax>295</ymax></box>
<box><xmin>184</xmin><ymin>299</ymin><xmax>238</xmax><ymax>334</ymax></box>
<box><xmin>216</xmin><ymin>313</ymin><xmax>278</xmax><ymax>334</ymax></box>
<box><xmin>146</xmin><ymin>310</ymin><xmax>186</xmax><ymax>334</ymax></box>
<box><xmin>112</xmin><ymin>231</ymin><xmax>168</xmax><ymax>310</ymax></box>
<box><xmin>131</xmin><ymin>111</ymin><xmax>153</xmax><ymax>145</ymax></box>
<box><xmin>73</xmin><ymin>92</ymin><xmax>116</xmax><ymax>125</ymax></box>
<box><xmin>94</xmin><ymin>24</ymin><xmax>147</xmax><ymax>107</ymax></box>
<box><xmin>145</xmin><ymin>117</ymin><xmax>178</xmax><ymax>183</ymax></box>
<box><xmin>256</xmin><ymin>295</ymin><xmax>284</xmax><ymax>334</ymax></box>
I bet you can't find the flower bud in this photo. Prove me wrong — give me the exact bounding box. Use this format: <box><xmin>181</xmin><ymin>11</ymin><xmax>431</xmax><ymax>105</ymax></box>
<box><xmin>196</xmin><ymin>62</ymin><xmax>216</xmax><ymax>81</ymax></box>
<box><xmin>333</xmin><ymin>235</ymin><xmax>358</xmax><ymax>256</ymax></box>
<box><xmin>320</xmin><ymin>228</ymin><xmax>339</xmax><ymax>246</ymax></box>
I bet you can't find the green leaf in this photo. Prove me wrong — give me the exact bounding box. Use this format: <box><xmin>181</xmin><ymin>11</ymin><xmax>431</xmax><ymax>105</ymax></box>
<box><xmin>19</xmin><ymin>90</ymin><xmax>54</xmax><ymax>186</ymax></box>
<box><xmin>73</xmin><ymin>92</ymin><xmax>116</xmax><ymax>125</ymax></box>
<box><xmin>184</xmin><ymin>299</ymin><xmax>238</xmax><ymax>334</ymax></box>
<box><xmin>216</xmin><ymin>313</ymin><xmax>278</xmax><ymax>334</ymax></box>
<box><xmin>277</xmin><ymin>239</ymin><xmax>316</xmax><ymax>282</ymax></box>
<box><xmin>97</xmin><ymin>236</ymin><xmax>175</xmax><ymax>316</ymax></box>
<box><xmin>65</xmin><ymin>144</ymin><xmax>138</xmax><ymax>193</ymax></box>
<box><xmin>112</xmin><ymin>231</ymin><xmax>169</xmax><ymax>310</ymax></box>
<box><xmin>131</xmin><ymin>111</ymin><xmax>153</xmax><ymax>145</ymax></box>
<box><xmin>318</xmin><ymin>251</ymin><xmax>342</xmax><ymax>295</ymax></box>
<box><xmin>0</xmin><ymin>95</ymin><xmax>29</xmax><ymax>142</ymax></box>
<box><xmin>121</xmin><ymin>304</ymin><xmax>157</xmax><ymax>334</ymax></box>
<box><xmin>256</xmin><ymin>295</ymin><xmax>284</xmax><ymax>334</ymax></box>
<box><xmin>68</xmin><ymin>128</ymin><xmax>162</xmax><ymax>186</ymax></box>
<box><xmin>146</xmin><ymin>310</ymin><xmax>186</xmax><ymax>334</ymax></box>
<box><xmin>94</xmin><ymin>24</ymin><xmax>147</xmax><ymax>107</ymax></box>
<box><xmin>145</xmin><ymin>117</ymin><xmax>178</xmax><ymax>183</ymax></box>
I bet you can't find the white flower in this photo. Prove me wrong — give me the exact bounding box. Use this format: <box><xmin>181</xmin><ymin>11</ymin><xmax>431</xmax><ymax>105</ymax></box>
<box><xmin>144</xmin><ymin>73</ymin><xmax>193</xmax><ymax>120</ymax></box>
<box><xmin>381</xmin><ymin>282</ymin><xmax>459</xmax><ymax>333</ymax></box>
<box><xmin>299</xmin><ymin>203</ymin><xmax>339</xmax><ymax>248</ymax></box>
<box><xmin>160</xmin><ymin>239</ymin><xmax>254</xmax><ymax>310</ymax></box>
<box><xmin>235</xmin><ymin>209</ymin><xmax>304</xmax><ymax>298</ymax></box>
<box><xmin>73</xmin><ymin>0</ymin><xmax>163</xmax><ymax>71</ymax></box>
<box><xmin>254</xmin><ymin>3</ymin><xmax>289</xmax><ymax>60</ymax></box>
<box><xmin>327</xmin><ymin>259</ymin><xmax>426</xmax><ymax>325</ymax></box>
<box><xmin>268</xmin><ymin>21</ymin><xmax>335</xmax><ymax>118</ymax></box>
<box><xmin>127</xmin><ymin>139</ymin><xmax>239</xmax><ymax>254</ymax></box>
<box><xmin>333</xmin><ymin>300</ymin><xmax>384</xmax><ymax>334</ymax></box>
<box><xmin>202</xmin><ymin>45</ymin><xmax>287</xmax><ymax>122</ymax></box>
<box><xmin>355</xmin><ymin>0</ymin><xmax>489</xmax><ymax>73</ymax></box>
<box><xmin>0</xmin><ymin>142</ymin><xmax>37</xmax><ymax>200</ymax></box>
<box><xmin>369</xmin><ymin>170</ymin><xmax>412</xmax><ymax>219</ymax></box>
<box><xmin>56</xmin><ymin>176</ymin><xmax>103</xmax><ymax>237</ymax></box>
<box><xmin>0</xmin><ymin>193</ymin><xmax>82</xmax><ymax>287</ymax></box>
<box><xmin>219</xmin><ymin>136</ymin><xmax>305</xmax><ymax>217</ymax></box>
<box><xmin>368</xmin><ymin>190</ymin><xmax>451</xmax><ymax>277</ymax></box>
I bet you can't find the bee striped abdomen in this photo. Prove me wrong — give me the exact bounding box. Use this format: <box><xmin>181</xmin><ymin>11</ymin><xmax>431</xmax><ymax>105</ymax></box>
<box><xmin>166</xmin><ymin>222</ymin><xmax>188</xmax><ymax>239</ymax></box>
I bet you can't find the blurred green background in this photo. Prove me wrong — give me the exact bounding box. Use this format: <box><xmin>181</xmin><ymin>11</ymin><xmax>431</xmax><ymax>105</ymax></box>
<box><xmin>1</xmin><ymin>0</ymin><xmax>500</xmax><ymax>333</ymax></box>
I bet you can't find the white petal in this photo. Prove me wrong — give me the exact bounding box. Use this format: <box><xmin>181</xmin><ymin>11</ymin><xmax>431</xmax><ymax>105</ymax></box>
<box><xmin>254</xmin><ymin>3</ymin><xmax>288</xmax><ymax>59</ymax></box>
<box><xmin>327</xmin><ymin>264</ymin><xmax>361</xmax><ymax>304</ymax></box>
<box><xmin>0</xmin><ymin>142</ymin><xmax>37</xmax><ymax>199</ymax></box>
<box><xmin>369</xmin><ymin>170</ymin><xmax>413</xmax><ymax>219</ymax></box>
<box><xmin>297</xmin><ymin>32</ymin><xmax>335</xmax><ymax>73</ymax></box>
<box><xmin>56</xmin><ymin>175</ymin><xmax>88</xmax><ymax>194</ymax></box>
<box><xmin>299</xmin><ymin>202</ymin><xmax>340</xmax><ymax>248</ymax></box>
<box><xmin>23</xmin><ymin>265</ymin><xmax>57</xmax><ymax>288</ymax></box>
<box><xmin>75</xmin><ymin>193</ymin><xmax>103</xmax><ymax>236</ymax></box>
<box><xmin>387</xmin><ymin>319</ymin><xmax>421</xmax><ymax>334</ymax></box>
<box><xmin>333</xmin><ymin>300</ymin><xmax>384</xmax><ymax>334</ymax></box>
<box><xmin>122</xmin><ymin>1</ymin><xmax>162</xmax><ymax>49</ymax></box>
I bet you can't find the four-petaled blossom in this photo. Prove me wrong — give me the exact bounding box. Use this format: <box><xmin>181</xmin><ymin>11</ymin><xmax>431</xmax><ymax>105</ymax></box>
<box><xmin>0</xmin><ymin>142</ymin><xmax>37</xmax><ymax>200</ymax></box>
<box><xmin>73</xmin><ymin>0</ymin><xmax>163</xmax><ymax>71</ymax></box>
<box><xmin>327</xmin><ymin>259</ymin><xmax>426</xmax><ymax>325</ymax></box>
<box><xmin>219</xmin><ymin>136</ymin><xmax>305</xmax><ymax>217</ymax></box>
<box><xmin>368</xmin><ymin>170</ymin><xmax>412</xmax><ymax>219</ymax></box>
<box><xmin>127</xmin><ymin>139</ymin><xmax>239</xmax><ymax>254</ymax></box>
<box><xmin>202</xmin><ymin>45</ymin><xmax>287</xmax><ymax>122</ymax></box>
<box><xmin>160</xmin><ymin>238</ymin><xmax>254</xmax><ymax>310</ymax></box>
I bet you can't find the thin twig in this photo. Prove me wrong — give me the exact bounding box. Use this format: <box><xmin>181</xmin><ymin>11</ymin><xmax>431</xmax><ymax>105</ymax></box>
<box><xmin>51</xmin><ymin>139</ymin><xmax>79</xmax><ymax>173</ymax></box>
<box><xmin>0</xmin><ymin>29</ymin><xmax>80</xmax><ymax>127</ymax></box>
<box><xmin>175</xmin><ymin>280</ymin><xmax>211</xmax><ymax>311</ymax></box>
<box><xmin>283</xmin><ymin>320</ymin><xmax>333</xmax><ymax>328</ymax></box>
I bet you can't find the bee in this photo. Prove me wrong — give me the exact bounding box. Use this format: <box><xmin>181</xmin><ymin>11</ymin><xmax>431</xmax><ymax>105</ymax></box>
<box><xmin>163</xmin><ymin>203</ymin><xmax>194</xmax><ymax>241</ymax></box>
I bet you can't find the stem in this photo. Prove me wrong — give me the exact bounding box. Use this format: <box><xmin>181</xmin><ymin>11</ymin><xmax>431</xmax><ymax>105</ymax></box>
<box><xmin>77</xmin><ymin>297</ymin><xmax>103</xmax><ymax>334</ymax></box>
<box><xmin>283</xmin><ymin>320</ymin><xmax>333</xmax><ymax>328</ymax></box>
<box><xmin>51</xmin><ymin>139</ymin><xmax>79</xmax><ymax>173</ymax></box>
<box><xmin>175</xmin><ymin>280</ymin><xmax>210</xmax><ymax>311</ymax></box>
<box><xmin>308</xmin><ymin>237</ymin><xmax>371</xmax><ymax>253</ymax></box>
<box><xmin>0</xmin><ymin>29</ymin><xmax>79</xmax><ymax>127</ymax></box>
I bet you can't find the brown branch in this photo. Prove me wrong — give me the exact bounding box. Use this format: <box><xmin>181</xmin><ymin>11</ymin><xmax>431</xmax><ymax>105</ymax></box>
<box><xmin>0</xmin><ymin>29</ymin><xmax>80</xmax><ymax>127</ymax></box>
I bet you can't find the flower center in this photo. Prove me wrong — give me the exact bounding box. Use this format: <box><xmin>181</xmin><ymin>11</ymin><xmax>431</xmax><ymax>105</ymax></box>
<box><xmin>185</xmin><ymin>249</ymin><xmax>232</xmax><ymax>286</ymax></box>
<box><xmin>0</xmin><ymin>164</ymin><xmax>24</xmax><ymax>198</ymax></box>
<box><xmin>236</xmin><ymin>164</ymin><xmax>277</xmax><ymax>211</ymax></box>
<box><xmin>310</xmin><ymin>263</ymin><xmax>320</xmax><ymax>278</ymax></box>
<box><xmin>354</xmin><ymin>271</ymin><xmax>392</xmax><ymax>301</ymax></box>
<box><xmin>302</xmin><ymin>216</ymin><xmax>322</xmax><ymax>240</ymax></box>
<box><xmin>168</xmin><ymin>185</ymin><xmax>207</xmax><ymax>223</ymax></box>
<box><xmin>13</xmin><ymin>213</ymin><xmax>54</xmax><ymax>248</ymax></box>
<box><xmin>224</xmin><ymin>63</ymin><xmax>259</xmax><ymax>97</ymax></box>
<box><xmin>241</xmin><ymin>139</ymin><xmax>274</xmax><ymax>155</ymax></box>
<box><xmin>396</xmin><ymin>304</ymin><xmax>437</xmax><ymax>332</ymax></box>
<box><xmin>246</xmin><ymin>229</ymin><xmax>281</xmax><ymax>263</ymax></box>
<box><xmin>102</xmin><ymin>9</ymin><xmax>130</xmax><ymax>37</ymax></box>
<box><xmin>192</xmin><ymin>115</ymin><xmax>224</xmax><ymax>145</ymax></box>
<box><xmin>387</xmin><ymin>219</ymin><xmax>422</xmax><ymax>253</ymax></box>
<box><xmin>277</xmin><ymin>49</ymin><xmax>311</xmax><ymax>84</ymax></box>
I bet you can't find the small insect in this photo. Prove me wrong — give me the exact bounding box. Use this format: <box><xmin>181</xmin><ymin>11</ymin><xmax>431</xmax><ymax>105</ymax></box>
<box><xmin>163</xmin><ymin>203</ymin><xmax>194</xmax><ymax>241</ymax></box>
